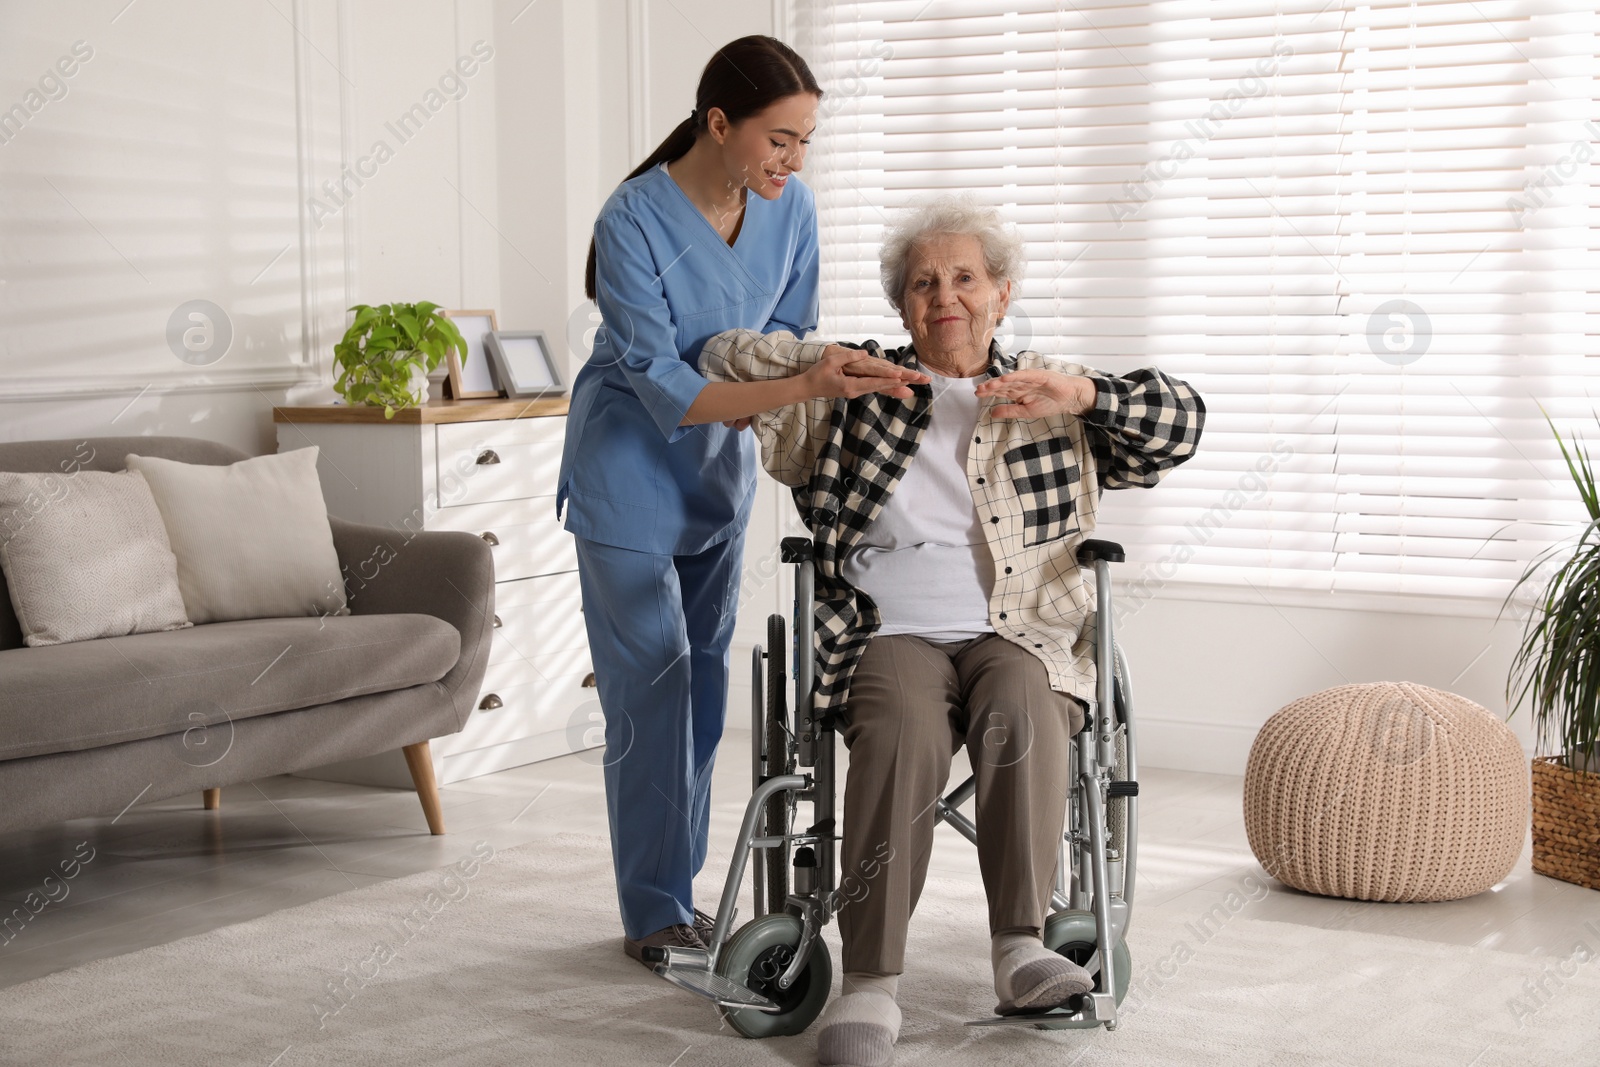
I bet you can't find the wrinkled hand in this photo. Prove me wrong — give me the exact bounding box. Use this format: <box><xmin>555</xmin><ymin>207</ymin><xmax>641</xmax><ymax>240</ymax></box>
<box><xmin>975</xmin><ymin>370</ymin><xmax>1096</xmax><ymax>419</ymax></box>
<box><xmin>801</xmin><ymin>345</ymin><xmax>930</xmax><ymax>401</ymax></box>
<box><xmin>722</xmin><ymin>416</ymin><xmax>754</xmax><ymax>431</ymax></box>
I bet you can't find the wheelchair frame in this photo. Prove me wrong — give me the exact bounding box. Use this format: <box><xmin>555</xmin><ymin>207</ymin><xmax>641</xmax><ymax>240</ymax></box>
<box><xmin>643</xmin><ymin>536</ymin><xmax>1140</xmax><ymax>1035</ymax></box>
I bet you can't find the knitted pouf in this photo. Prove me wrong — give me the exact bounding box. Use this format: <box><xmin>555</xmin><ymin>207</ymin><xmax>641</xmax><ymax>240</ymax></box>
<box><xmin>1243</xmin><ymin>681</ymin><xmax>1529</xmax><ymax>902</ymax></box>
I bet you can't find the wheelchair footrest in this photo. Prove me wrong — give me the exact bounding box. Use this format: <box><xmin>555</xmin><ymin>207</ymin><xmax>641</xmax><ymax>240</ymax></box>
<box><xmin>965</xmin><ymin>1002</ymin><xmax>1083</xmax><ymax>1029</ymax></box>
<box><xmin>655</xmin><ymin>966</ymin><xmax>777</xmax><ymax>1010</ymax></box>
<box><xmin>965</xmin><ymin>991</ymin><xmax>1117</xmax><ymax>1030</ymax></box>
<box><xmin>649</xmin><ymin>952</ymin><xmax>777</xmax><ymax>1010</ymax></box>
<box><xmin>1108</xmin><ymin>781</ymin><xmax>1139</xmax><ymax>798</ymax></box>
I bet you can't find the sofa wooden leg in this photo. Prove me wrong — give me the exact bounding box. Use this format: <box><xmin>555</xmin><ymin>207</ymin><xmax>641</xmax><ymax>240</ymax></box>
<box><xmin>402</xmin><ymin>740</ymin><xmax>445</xmax><ymax>835</ymax></box>
<box><xmin>202</xmin><ymin>788</ymin><xmax>220</xmax><ymax>810</ymax></box>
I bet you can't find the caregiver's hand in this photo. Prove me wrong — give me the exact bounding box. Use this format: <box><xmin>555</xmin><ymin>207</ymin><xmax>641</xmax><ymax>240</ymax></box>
<box><xmin>976</xmin><ymin>370</ymin><xmax>1097</xmax><ymax>419</ymax></box>
<box><xmin>686</xmin><ymin>345</ymin><xmax>927</xmax><ymax>426</ymax></box>
<box><xmin>802</xmin><ymin>345</ymin><xmax>929</xmax><ymax>401</ymax></box>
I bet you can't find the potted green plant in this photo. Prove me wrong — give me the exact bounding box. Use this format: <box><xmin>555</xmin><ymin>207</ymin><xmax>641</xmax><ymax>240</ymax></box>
<box><xmin>332</xmin><ymin>301</ymin><xmax>468</xmax><ymax>419</ymax></box>
<box><xmin>1504</xmin><ymin>410</ymin><xmax>1600</xmax><ymax>890</ymax></box>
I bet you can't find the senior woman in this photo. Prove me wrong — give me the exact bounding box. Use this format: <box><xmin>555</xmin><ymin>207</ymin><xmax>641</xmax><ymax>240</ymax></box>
<box><xmin>701</xmin><ymin>195</ymin><xmax>1204</xmax><ymax>1066</ymax></box>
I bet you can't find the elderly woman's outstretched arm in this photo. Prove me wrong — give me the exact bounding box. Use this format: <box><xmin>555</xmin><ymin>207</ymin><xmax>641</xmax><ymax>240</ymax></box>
<box><xmin>1072</xmin><ymin>362</ymin><xmax>1207</xmax><ymax>491</ymax></box>
<box><xmin>978</xmin><ymin>356</ymin><xmax>1206</xmax><ymax>491</ymax></box>
<box><xmin>702</xmin><ymin>328</ymin><xmax>924</xmax><ymax>487</ymax></box>
<box><xmin>701</xmin><ymin>328</ymin><xmax>834</xmax><ymax>487</ymax></box>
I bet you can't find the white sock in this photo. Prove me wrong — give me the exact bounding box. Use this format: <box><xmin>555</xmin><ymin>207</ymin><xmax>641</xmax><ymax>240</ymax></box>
<box><xmin>816</xmin><ymin>971</ymin><xmax>901</xmax><ymax>1067</ymax></box>
<box><xmin>992</xmin><ymin>928</ymin><xmax>1093</xmax><ymax>1012</ymax></box>
<box><xmin>842</xmin><ymin>972</ymin><xmax>899</xmax><ymax>999</ymax></box>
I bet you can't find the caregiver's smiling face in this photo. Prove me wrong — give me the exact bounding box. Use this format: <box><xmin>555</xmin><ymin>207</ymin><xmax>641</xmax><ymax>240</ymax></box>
<box><xmin>713</xmin><ymin>92</ymin><xmax>819</xmax><ymax>200</ymax></box>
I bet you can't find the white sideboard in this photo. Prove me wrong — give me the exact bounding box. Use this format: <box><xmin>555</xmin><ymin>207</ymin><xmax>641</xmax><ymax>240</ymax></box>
<box><xmin>272</xmin><ymin>397</ymin><xmax>602</xmax><ymax>788</ymax></box>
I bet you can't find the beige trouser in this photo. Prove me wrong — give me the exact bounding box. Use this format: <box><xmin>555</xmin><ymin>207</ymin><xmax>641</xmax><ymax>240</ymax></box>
<box><xmin>834</xmin><ymin>632</ymin><xmax>1086</xmax><ymax>975</ymax></box>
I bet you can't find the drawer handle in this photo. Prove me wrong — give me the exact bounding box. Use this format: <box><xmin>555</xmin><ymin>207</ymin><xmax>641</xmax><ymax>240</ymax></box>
<box><xmin>493</xmin><ymin>614</ymin><xmax>503</xmax><ymax>628</ymax></box>
<box><xmin>476</xmin><ymin>449</ymin><xmax>501</xmax><ymax>465</ymax></box>
<box><xmin>478</xmin><ymin>693</ymin><xmax>504</xmax><ymax>711</ymax></box>
<box><xmin>480</xmin><ymin>531</ymin><xmax>500</xmax><ymax>546</ymax></box>
<box><xmin>581</xmin><ymin>672</ymin><xmax>597</xmax><ymax>689</ymax></box>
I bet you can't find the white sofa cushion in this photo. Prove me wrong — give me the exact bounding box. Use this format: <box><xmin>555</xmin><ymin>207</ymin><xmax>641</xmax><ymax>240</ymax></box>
<box><xmin>125</xmin><ymin>447</ymin><xmax>348</xmax><ymax>624</ymax></box>
<box><xmin>0</xmin><ymin>469</ymin><xmax>192</xmax><ymax>647</ymax></box>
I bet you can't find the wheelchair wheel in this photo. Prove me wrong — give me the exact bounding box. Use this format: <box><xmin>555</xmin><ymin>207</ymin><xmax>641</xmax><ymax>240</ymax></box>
<box><xmin>1035</xmin><ymin>909</ymin><xmax>1132</xmax><ymax>1030</ymax></box>
<box><xmin>763</xmin><ymin>613</ymin><xmax>795</xmax><ymax>914</ymax></box>
<box><xmin>716</xmin><ymin>913</ymin><xmax>832</xmax><ymax>1038</ymax></box>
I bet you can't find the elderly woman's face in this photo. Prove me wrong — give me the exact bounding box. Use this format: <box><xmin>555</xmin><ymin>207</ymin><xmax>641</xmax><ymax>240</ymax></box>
<box><xmin>898</xmin><ymin>233</ymin><xmax>1011</xmax><ymax>369</ymax></box>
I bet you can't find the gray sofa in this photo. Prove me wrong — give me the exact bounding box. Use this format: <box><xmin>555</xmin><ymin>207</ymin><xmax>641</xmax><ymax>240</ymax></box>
<box><xmin>0</xmin><ymin>436</ymin><xmax>495</xmax><ymax>837</ymax></box>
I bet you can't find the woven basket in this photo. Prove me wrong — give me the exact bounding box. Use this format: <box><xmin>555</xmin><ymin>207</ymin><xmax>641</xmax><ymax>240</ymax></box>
<box><xmin>1243</xmin><ymin>681</ymin><xmax>1529</xmax><ymax>902</ymax></box>
<box><xmin>1532</xmin><ymin>755</ymin><xmax>1600</xmax><ymax>891</ymax></box>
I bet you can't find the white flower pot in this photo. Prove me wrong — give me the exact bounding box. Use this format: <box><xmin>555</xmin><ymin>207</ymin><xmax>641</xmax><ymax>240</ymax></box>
<box><xmin>403</xmin><ymin>356</ymin><xmax>431</xmax><ymax>406</ymax></box>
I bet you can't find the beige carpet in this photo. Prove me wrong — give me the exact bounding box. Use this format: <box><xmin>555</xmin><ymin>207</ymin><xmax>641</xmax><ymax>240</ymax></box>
<box><xmin>1</xmin><ymin>830</ymin><xmax>1596</xmax><ymax>1066</ymax></box>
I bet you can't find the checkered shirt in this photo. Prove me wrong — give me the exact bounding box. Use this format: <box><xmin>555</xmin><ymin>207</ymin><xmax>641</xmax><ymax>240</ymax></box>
<box><xmin>701</xmin><ymin>328</ymin><xmax>1206</xmax><ymax>714</ymax></box>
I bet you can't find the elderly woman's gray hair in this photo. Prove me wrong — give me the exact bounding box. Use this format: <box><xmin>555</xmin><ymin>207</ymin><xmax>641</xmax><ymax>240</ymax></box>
<box><xmin>878</xmin><ymin>194</ymin><xmax>1025</xmax><ymax>313</ymax></box>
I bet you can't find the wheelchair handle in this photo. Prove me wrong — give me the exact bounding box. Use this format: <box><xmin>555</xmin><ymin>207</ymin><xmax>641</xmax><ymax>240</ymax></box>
<box><xmin>780</xmin><ymin>537</ymin><xmax>814</xmax><ymax>564</ymax></box>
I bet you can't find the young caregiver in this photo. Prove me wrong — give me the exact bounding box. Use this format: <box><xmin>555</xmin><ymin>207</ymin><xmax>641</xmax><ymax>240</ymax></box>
<box><xmin>556</xmin><ymin>35</ymin><xmax>926</xmax><ymax>964</ymax></box>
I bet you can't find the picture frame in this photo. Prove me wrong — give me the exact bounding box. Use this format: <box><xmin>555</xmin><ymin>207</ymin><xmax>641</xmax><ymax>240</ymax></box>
<box><xmin>441</xmin><ymin>309</ymin><xmax>502</xmax><ymax>399</ymax></box>
<box><xmin>486</xmin><ymin>330</ymin><xmax>565</xmax><ymax>398</ymax></box>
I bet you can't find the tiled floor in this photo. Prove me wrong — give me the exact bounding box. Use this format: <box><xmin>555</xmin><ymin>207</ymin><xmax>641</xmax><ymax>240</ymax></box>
<box><xmin>2</xmin><ymin>707</ymin><xmax>1597</xmax><ymax>992</ymax></box>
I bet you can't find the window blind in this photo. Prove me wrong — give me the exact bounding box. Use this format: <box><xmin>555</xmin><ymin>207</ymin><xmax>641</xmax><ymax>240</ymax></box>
<box><xmin>791</xmin><ymin>0</ymin><xmax>1600</xmax><ymax>607</ymax></box>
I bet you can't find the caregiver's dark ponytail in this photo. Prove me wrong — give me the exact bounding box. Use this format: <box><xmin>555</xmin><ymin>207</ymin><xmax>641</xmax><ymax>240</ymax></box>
<box><xmin>584</xmin><ymin>35</ymin><xmax>823</xmax><ymax>300</ymax></box>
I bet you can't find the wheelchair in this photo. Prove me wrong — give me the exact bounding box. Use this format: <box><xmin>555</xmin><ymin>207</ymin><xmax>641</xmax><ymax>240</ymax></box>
<box><xmin>642</xmin><ymin>536</ymin><xmax>1140</xmax><ymax>1036</ymax></box>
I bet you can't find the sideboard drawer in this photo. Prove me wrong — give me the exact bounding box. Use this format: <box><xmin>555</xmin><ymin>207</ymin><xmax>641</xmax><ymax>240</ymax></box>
<box><xmin>489</xmin><ymin>572</ymin><xmax>586</xmax><ymax>666</ymax></box>
<box><xmin>427</xmin><ymin>497</ymin><xmax>577</xmax><ymax>580</ymax></box>
<box><xmin>450</xmin><ymin>647</ymin><xmax>598</xmax><ymax>756</ymax></box>
<box><xmin>478</xmin><ymin>647</ymin><xmax>593</xmax><ymax>705</ymax></box>
<box><xmin>437</xmin><ymin>418</ymin><xmax>565</xmax><ymax>509</ymax></box>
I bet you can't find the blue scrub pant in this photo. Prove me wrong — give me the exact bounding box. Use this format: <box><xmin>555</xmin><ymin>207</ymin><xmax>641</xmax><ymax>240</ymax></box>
<box><xmin>573</xmin><ymin>528</ymin><xmax>746</xmax><ymax>940</ymax></box>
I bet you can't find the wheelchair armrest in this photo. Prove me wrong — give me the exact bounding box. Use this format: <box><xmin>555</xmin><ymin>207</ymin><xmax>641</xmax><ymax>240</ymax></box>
<box><xmin>1076</xmin><ymin>539</ymin><xmax>1126</xmax><ymax>565</ymax></box>
<box><xmin>781</xmin><ymin>536</ymin><xmax>814</xmax><ymax>564</ymax></box>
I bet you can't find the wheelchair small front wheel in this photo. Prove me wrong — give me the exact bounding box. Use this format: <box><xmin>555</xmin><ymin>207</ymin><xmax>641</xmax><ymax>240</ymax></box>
<box><xmin>715</xmin><ymin>913</ymin><xmax>832</xmax><ymax>1038</ymax></box>
<box><xmin>1036</xmin><ymin>909</ymin><xmax>1132</xmax><ymax>1030</ymax></box>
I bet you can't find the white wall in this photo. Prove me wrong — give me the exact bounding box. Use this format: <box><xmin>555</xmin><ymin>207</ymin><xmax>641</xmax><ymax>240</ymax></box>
<box><xmin>2</xmin><ymin>1</ymin><xmax>338</xmax><ymax>454</ymax></box>
<box><xmin>0</xmin><ymin>0</ymin><xmax>1541</xmax><ymax>774</ymax></box>
<box><xmin>1116</xmin><ymin>586</ymin><xmax>1534</xmax><ymax>775</ymax></box>
<box><xmin>0</xmin><ymin>0</ymin><xmax>506</xmax><ymax>454</ymax></box>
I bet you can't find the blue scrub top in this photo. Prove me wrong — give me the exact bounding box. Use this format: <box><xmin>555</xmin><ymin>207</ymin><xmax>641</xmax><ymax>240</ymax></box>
<box><xmin>557</xmin><ymin>162</ymin><xmax>819</xmax><ymax>556</ymax></box>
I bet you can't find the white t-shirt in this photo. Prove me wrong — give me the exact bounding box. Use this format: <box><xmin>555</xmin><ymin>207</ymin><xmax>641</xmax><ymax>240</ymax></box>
<box><xmin>840</xmin><ymin>371</ymin><xmax>996</xmax><ymax>643</ymax></box>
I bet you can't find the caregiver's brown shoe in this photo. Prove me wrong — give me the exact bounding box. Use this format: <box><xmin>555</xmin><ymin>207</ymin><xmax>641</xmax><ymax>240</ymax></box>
<box><xmin>622</xmin><ymin>923</ymin><xmax>705</xmax><ymax>968</ymax></box>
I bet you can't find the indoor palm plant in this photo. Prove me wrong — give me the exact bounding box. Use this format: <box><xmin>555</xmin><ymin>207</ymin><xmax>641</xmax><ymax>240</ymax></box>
<box><xmin>1504</xmin><ymin>410</ymin><xmax>1600</xmax><ymax>890</ymax></box>
<box><xmin>332</xmin><ymin>301</ymin><xmax>467</xmax><ymax>419</ymax></box>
